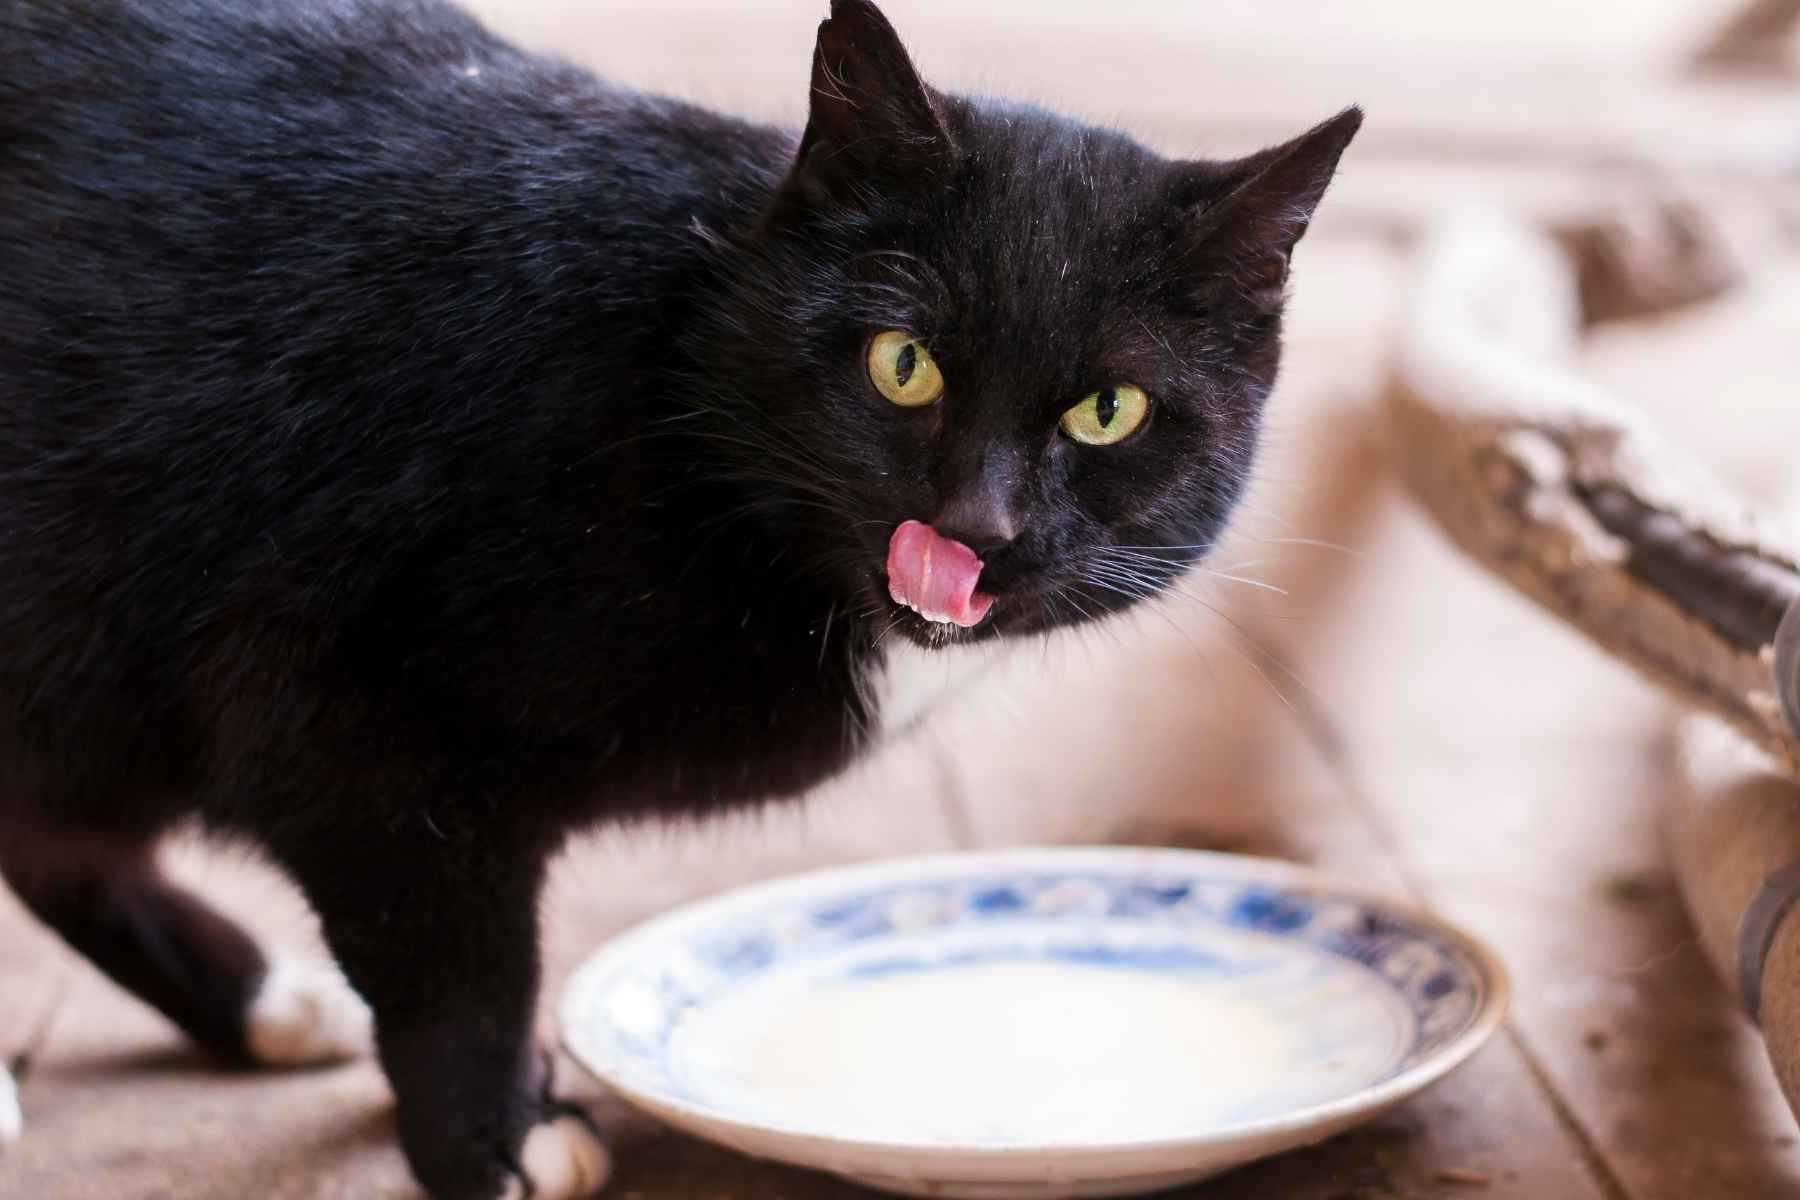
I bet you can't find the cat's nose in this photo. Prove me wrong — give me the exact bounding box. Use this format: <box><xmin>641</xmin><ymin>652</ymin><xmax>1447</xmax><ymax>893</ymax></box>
<box><xmin>935</xmin><ymin>451</ymin><xmax>1023</xmax><ymax>558</ymax></box>
<box><xmin>932</xmin><ymin>502</ymin><xmax>1018</xmax><ymax>559</ymax></box>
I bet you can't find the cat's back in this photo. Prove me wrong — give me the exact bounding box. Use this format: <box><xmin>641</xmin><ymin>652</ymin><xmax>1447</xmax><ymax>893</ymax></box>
<box><xmin>0</xmin><ymin>0</ymin><xmax>515</xmax><ymax>311</ymax></box>
<box><xmin>0</xmin><ymin>0</ymin><xmax>774</xmax><ymax>289</ymax></box>
<box><xmin>0</xmin><ymin>0</ymin><xmax>599</xmax><ymax>116</ymax></box>
<box><xmin>0</xmin><ymin>0</ymin><xmax>789</xmax><ymax>757</ymax></box>
<box><xmin>0</xmin><ymin>0</ymin><xmax>784</xmax><ymax>520</ymax></box>
<box><xmin>0</xmin><ymin>0</ymin><xmax>525</xmax><ymax>153</ymax></box>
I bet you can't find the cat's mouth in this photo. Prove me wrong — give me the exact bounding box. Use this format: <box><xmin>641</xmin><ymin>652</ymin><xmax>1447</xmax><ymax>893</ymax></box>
<box><xmin>885</xmin><ymin>521</ymin><xmax>994</xmax><ymax>629</ymax></box>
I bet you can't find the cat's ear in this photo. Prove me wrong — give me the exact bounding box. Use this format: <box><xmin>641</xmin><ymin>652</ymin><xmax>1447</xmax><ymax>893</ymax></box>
<box><xmin>785</xmin><ymin>0</ymin><xmax>957</xmax><ymax>208</ymax></box>
<box><xmin>1173</xmin><ymin>107</ymin><xmax>1363</xmax><ymax>313</ymax></box>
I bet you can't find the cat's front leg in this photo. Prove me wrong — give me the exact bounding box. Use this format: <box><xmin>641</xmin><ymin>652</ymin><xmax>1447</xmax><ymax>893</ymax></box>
<box><xmin>273</xmin><ymin>829</ymin><xmax>608</xmax><ymax>1200</ymax></box>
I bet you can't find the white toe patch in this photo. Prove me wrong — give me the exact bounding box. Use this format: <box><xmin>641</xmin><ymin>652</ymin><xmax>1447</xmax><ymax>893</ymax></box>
<box><xmin>0</xmin><ymin>1065</ymin><xmax>22</xmax><ymax>1147</ymax></box>
<box><xmin>509</xmin><ymin>1114</ymin><xmax>611</xmax><ymax>1200</ymax></box>
<box><xmin>245</xmin><ymin>955</ymin><xmax>371</xmax><ymax>1068</ymax></box>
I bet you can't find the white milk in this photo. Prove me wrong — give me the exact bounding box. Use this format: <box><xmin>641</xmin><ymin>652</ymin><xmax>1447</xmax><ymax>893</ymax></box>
<box><xmin>671</xmin><ymin>958</ymin><xmax>1409</xmax><ymax>1145</ymax></box>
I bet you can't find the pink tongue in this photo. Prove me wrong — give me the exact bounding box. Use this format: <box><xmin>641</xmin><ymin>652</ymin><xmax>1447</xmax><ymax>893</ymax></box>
<box><xmin>886</xmin><ymin>520</ymin><xmax>994</xmax><ymax>628</ymax></box>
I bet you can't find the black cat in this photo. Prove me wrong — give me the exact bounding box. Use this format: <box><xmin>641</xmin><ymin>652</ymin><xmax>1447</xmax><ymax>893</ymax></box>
<box><xmin>0</xmin><ymin>1</ymin><xmax>1360</xmax><ymax>1195</ymax></box>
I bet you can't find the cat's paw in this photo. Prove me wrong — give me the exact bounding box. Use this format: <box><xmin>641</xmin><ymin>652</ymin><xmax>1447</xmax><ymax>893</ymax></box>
<box><xmin>0</xmin><ymin>1065</ymin><xmax>22</xmax><ymax>1147</ymax></box>
<box><xmin>499</xmin><ymin>1112</ymin><xmax>611</xmax><ymax>1200</ymax></box>
<box><xmin>245</xmin><ymin>955</ymin><xmax>371</xmax><ymax>1067</ymax></box>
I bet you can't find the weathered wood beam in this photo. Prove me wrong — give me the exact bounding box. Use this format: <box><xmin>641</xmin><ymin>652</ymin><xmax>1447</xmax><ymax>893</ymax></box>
<box><xmin>1388</xmin><ymin>207</ymin><xmax>1800</xmax><ymax>774</ymax></box>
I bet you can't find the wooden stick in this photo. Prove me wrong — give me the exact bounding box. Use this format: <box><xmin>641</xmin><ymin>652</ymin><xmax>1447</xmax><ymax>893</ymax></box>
<box><xmin>1387</xmin><ymin>207</ymin><xmax>1800</xmax><ymax>775</ymax></box>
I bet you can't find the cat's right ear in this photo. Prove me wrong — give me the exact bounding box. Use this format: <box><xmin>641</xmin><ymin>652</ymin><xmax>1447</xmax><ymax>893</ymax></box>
<box><xmin>782</xmin><ymin>0</ymin><xmax>957</xmax><ymax>210</ymax></box>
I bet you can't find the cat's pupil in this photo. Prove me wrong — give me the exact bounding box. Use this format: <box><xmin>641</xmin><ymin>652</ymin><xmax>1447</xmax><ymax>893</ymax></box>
<box><xmin>895</xmin><ymin>342</ymin><xmax>916</xmax><ymax>388</ymax></box>
<box><xmin>1096</xmin><ymin>387</ymin><xmax>1118</xmax><ymax>427</ymax></box>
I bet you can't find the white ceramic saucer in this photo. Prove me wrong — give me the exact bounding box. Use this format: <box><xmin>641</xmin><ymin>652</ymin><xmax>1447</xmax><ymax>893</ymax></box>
<box><xmin>561</xmin><ymin>847</ymin><xmax>1507</xmax><ymax>1199</ymax></box>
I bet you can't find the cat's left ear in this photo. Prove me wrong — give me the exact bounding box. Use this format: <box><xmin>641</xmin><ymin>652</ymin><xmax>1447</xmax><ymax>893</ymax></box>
<box><xmin>1173</xmin><ymin>107</ymin><xmax>1363</xmax><ymax>313</ymax></box>
<box><xmin>784</xmin><ymin>0</ymin><xmax>957</xmax><ymax>209</ymax></box>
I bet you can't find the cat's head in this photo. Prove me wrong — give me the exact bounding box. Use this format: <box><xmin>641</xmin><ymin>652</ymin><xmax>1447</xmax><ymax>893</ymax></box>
<box><xmin>700</xmin><ymin>0</ymin><xmax>1359</xmax><ymax>647</ymax></box>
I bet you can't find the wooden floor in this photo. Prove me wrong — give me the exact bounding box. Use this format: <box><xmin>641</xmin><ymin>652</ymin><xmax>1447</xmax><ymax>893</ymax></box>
<box><xmin>6</xmin><ymin>2</ymin><xmax>1800</xmax><ymax>1198</ymax></box>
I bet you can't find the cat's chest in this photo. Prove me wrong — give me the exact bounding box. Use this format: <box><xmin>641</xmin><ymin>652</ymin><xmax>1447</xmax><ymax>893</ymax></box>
<box><xmin>609</xmin><ymin>627</ymin><xmax>1002</xmax><ymax>813</ymax></box>
<box><xmin>860</xmin><ymin>638</ymin><xmax>1006</xmax><ymax>740</ymax></box>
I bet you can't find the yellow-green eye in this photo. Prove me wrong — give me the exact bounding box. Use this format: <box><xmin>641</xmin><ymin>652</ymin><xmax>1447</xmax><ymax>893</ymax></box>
<box><xmin>867</xmin><ymin>330</ymin><xmax>944</xmax><ymax>408</ymax></box>
<box><xmin>1060</xmin><ymin>384</ymin><xmax>1149</xmax><ymax>446</ymax></box>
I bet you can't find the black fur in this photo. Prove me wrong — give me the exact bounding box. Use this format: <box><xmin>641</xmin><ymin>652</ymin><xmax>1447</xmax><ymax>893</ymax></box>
<box><xmin>0</xmin><ymin>1</ymin><xmax>1359</xmax><ymax>1195</ymax></box>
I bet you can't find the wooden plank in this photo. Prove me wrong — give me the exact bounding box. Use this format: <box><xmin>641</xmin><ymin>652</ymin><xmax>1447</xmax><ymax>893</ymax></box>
<box><xmin>1306</xmin><ymin>494</ymin><xmax>1800</xmax><ymax>1199</ymax></box>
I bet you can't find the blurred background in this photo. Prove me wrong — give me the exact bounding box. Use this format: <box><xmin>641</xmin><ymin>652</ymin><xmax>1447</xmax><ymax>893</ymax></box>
<box><xmin>4</xmin><ymin>2</ymin><xmax>1799</xmax><ymax>1197</ymax></box>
